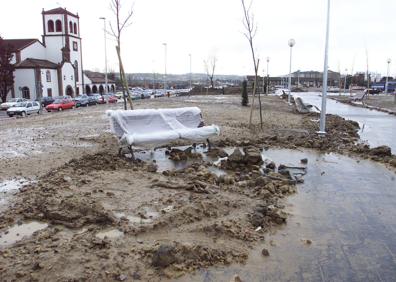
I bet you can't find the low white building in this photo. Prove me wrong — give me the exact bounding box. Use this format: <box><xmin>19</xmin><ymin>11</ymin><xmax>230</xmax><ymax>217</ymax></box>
<box><xmin>84</xmin><ymin>71</ymin><xmax>116</xmax><ymax>95</ymax></box>
<box><xmin>4</xmin><ymin>7</ymin><xmax>84</xmax><ymax>100</ymax></box>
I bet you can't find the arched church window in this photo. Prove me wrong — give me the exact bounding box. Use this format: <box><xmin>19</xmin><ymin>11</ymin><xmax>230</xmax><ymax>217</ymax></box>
<box><xmin>74</xmin><ymin>61</ymin><xmax>79</xmax><ymax>82</ymax></box>
<box><xmin>46</xmin><ymin>70</ymin><xmax>51</xmax><ymax>82</ymax></box>
<box><xmin>69</xmin><ymin>21</ymin><xmax>73</xmax><ymax>33</ymax></box>
<box><xmin>48</xmin><ymin>20</ymin><xmax>54</xmax><ymax>32</ymax></box>
<box><xmin>74</xmin><ymin>23</ymin><xmax>78</xmax><ymax>35</ymax></box>
<box><xmin>55</xmin><ymin>20</ymin><xmax>62</xmax><ymax>32</ymax></box>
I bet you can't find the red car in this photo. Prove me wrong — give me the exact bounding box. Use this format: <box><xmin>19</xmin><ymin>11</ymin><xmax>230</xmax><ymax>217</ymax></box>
<box><xmin>98</xmin><ymin>94</ymin><xmax>118</xmax><ymax>104</ymax></box>
<box><xmin>46</xmin><ymin>98</ymin><xmax>76</xmax><ymax>112</ymax></box>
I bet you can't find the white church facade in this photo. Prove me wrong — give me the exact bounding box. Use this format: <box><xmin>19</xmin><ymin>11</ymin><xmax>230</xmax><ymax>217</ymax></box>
<box><xmin>5</xmin><ymin>8</ymin><xmax>94</xmax><ymax>100</ymax></box>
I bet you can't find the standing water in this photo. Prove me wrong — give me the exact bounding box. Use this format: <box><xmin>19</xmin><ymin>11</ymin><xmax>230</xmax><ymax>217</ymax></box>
<box><xmin>175</xmin><ymin>148</ymin><xmax>396</xmax><ymax>281</ymax></box>
<box><xmin>296</xmin><ymin>92</ymin><xmax>396</xmax><ymax>151</ymax></box>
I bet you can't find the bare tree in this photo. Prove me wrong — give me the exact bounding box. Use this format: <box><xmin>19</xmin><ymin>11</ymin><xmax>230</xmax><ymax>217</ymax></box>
<box><xmin>0</xmin><ymin>37</ymin><xmax>15</xmax><ymax>103</ymax></box>
<box><xmin>109</xmin><ymin>0</ymin><xmax>134</xmax><ymax>110</ymax></box>
<box><xmin>204</xmin><ymin>56</ymin><xmax>217</xmax><ymax>89</ymax></box>
<box><xmin>241</xmin><ymin>0</ymin><xmax>262</xmax><ymax>129</ymax></box>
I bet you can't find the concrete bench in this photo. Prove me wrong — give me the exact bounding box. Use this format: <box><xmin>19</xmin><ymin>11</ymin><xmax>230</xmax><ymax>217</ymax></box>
<box><xmin>106</xmin><ymin>107</ymin><xmax>220</xmax><ymax>158</ymax></box>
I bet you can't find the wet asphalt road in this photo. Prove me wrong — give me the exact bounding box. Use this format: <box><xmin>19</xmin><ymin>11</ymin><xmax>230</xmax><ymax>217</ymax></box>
<box><xmin>0</xmin><ymin>110</ymin><xmax>8</xmax><ymax>120</ymax></box>
<box><xmin>180</xmin><ymin>149</ymin><xmax>396</xmax><ymax>282</ymax></box>
<box><xmin>297</xmin><ymin>92</ymin><xmax>396</xmax><ymax>152</ymax></box>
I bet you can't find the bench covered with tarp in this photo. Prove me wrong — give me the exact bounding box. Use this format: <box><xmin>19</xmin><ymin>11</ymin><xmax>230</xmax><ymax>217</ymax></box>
<box><xmin>106</xmin><ymin>107</ymin><xmax>220</xmax><ymax>158</ymax></box>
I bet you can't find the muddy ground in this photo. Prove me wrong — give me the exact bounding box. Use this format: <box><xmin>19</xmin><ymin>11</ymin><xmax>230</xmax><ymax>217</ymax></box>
<box><xmin>0</xmin><ymin>94</ymin><xmax>395</xmax><ymax>281</ymax></box>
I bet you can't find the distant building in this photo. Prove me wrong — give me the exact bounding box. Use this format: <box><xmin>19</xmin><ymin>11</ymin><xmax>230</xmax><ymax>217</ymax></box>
<box><xmin>83</xmin><ymin>71</ymin><xmax>116</xmax><ymax>94</ymax></box>
<box><xmin>247</xmin><ymin>70</ymin><xmax>341</xmax><ymax>91</ymax></box>
<box><xmin>4</xmin><ymin>7</ymin><xmax>84</xmax><ymax>100</ymax></box>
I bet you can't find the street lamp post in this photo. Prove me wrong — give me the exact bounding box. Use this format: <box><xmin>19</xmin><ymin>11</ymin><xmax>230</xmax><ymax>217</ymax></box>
<box><xmin>189</xmin><ymin>53</ymin><xmax>192</xmax><ymax>91</ymax></box>
<box><xmin>343</xmin><ymin>68</ymin><xmax>348</xmax><ymax>95</ymax></box>
<box><xmin>288</xmin><ymin>39</ymin><xmax>295</xmax><ymax>104</ymax></box>
<box><xmin>99</xmin><ymin>17</ymin><xmax>108</xmax><ymax>95</ymax></box>
<box><xmin>266</xmin><ymin>57</ymin><xmax>270</xmax><ymax>95</ymax></box>
<box><xmin>319</xmin><ymin>0</ymin><xmax>331</xmax><ymax>134</ymax></box>
<box><xmin>163</xmin><ymin>43</ymin><xmax>167</xmax><ymax>93</ymax></box>
<box><xmin>385</xmin><ymin>58</ymin><xmax>391</xmax><ymax>95</ymax></box>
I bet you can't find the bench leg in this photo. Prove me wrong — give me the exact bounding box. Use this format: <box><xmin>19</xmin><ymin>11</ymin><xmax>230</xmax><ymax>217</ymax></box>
<box><xmin>206</xmin><ymin>138</ymin><xmax>211</xmax><ymax>151</ymax></box>
<box><xmin>128</xmin><ymin>145</ymin><xmax>135</xmax><ymax>161</ymax></box>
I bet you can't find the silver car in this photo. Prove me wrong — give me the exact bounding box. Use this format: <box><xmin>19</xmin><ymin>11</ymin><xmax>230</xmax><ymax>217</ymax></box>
<box><xmin>7</xmin><ymin>101</ymin><xmax>41</xmax><ymax>117</ymax></box>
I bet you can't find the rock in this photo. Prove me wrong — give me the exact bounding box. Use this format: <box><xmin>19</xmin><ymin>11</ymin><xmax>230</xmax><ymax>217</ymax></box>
<box><xmin>224</xmin><ymin>176</ymin><xmax>235</xmax><ymax>185</ymax></box>
<box><xmin>300</xmin><ymin>158</ymin><xmax>308</xmax><ymax>164</ymax></box>
<box><xmin>228</xmin><ymin>149</ymin><xmax>244</xmax><ymax>163</ymax></box>
<box><xmin>265</xmin><ymin>162</ymin><xmax>276</xmax><ymax>170</ymax></box>
<box><xmin>116</xmin><ymin>274</ymin><xmax>128</xmax><ymax>281</ymax></box>
<box><xmin>230</xmin><ymin>275</ymin><xmax>243</xmax><ymax>282</ymax></box>
<box><xmin>369</xmin><ymin>146</ymin><xmax>392</xmax><ymax>157</ymax></box>
<box><xmin>261</xmin><ymin>248</ymin><xmax>270</xmax><ymax>256</ymax></box>
<box><xmin>151</xmin><ymin>244</ymin><xmax>176</xmax><ymax>268</ymax></box>
<box><xmin>63</xmin><ymin>176</ymin><xmax>72</xmax><ymax>183</ymax></box>
<box><xmin>244</xmin><ymin>148</ymin><xmax>263</xmax><ymax>165</ymax></box>
<box><xmin>32</xmin><ymin>262</ymin><xmax>43</xmax><ymax>270</ymax></box>
<box><xmin>254</xmin><ymin>176</ymin><xmax>270</xmax><ymax>186</ymax></box>
<box><xmin>147</xmin><ymin>163</ymin><xmax>158</xmax><ymax>173</ymax></box>
<box><xmin>206</xmin><ymin>148</ymin><xmax>229</xmax><ymax>158</ymax></box>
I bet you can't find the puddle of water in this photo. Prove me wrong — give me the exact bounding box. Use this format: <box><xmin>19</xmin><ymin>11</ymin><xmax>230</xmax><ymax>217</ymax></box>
<box><xmin>134</xmin><ymin>146</ymin><xmax>222</xmax><ymax>173</ymax></box>
<box><xmin>0</xmin><ymin>221</ymin><xmax>48</xmax><ymax>247</ymax></box>
<box><xmin>297</xmin><ymin>92</ymin><xmax>396</xmax><ymax>151</ymax></box>
<box><xmin>0</xmin><ymin>178</ymin><xmax>30</xmax><ymax>193</ymax></box>
<box><xmin>115</xmin><ymin>206</ymin><xmax>161</xmax><ymax>225</ymax></box>
<box><xmin>96</xmin><ymin>229</ymin><xmax>124</xmax><ymax>240</ymax></box>
<box><xmin>176</xmin><ymin>148</ymin><xmax>396</xmax><ymax>282</ymax></box>
<box><xmin>0</xmin><ymin>179</ymin><xmax>33</xmax><ymax>213</ymax></box>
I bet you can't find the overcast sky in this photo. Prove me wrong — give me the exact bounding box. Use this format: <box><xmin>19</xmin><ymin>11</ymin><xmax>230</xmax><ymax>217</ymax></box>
<box><xmin>1</xmin><ymin>0</ymin><xmax>396</xmax><ymax>77</ymax></box>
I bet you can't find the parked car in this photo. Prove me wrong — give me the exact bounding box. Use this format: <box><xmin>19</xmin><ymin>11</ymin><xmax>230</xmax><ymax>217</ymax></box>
<box><xmin>7</xmin><ymin>101</ymin><xmax>41</xmax><ymax>117</ymax></box>
<box><xmin>46</xmin><ymin>98</ymin><xmax>75</xmax><ymax>112</ymax></box>
<box><xmin>39</xmin><ymin>96</ymin><xmax>55</xmax><ymax>107</ymax></box>
<box><xmin>91</xmin><ymin>94</ymin><xmax>103</xmax><ymax>103</ymax></box>
<box><xmin>106</xmin><ymin>94</ymin><xmax>118</xmax><ymax>103</ymax></box>
<box><xmin>74</xmin><ymin>95</ymin><xmax>88</xmax><ymax>107</ymax></box>
<box><xmin>1</xmin><ymin>98</ymin><xmax>27</xmax><ymax>110</ymax></box>
<box><xmin>98</xmin><ymin>94</ymin><xmax>118</xmax><ymax>104</ymax></box>
<box><xmin>115</xmin><ymin>92</ymin><xmax>124</xmax><ymax>99</ymax></box>
<box><xmin>74</xmin><ymin>94</ymin><xmax>96</xmax><ymax>107</ymax></box>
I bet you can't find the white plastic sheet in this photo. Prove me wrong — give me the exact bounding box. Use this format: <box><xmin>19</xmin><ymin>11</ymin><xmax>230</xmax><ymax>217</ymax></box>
<box><xmin>106</xmin><ymin>107</ymin><xmax>220</xmax><ymax>146</ymax></box>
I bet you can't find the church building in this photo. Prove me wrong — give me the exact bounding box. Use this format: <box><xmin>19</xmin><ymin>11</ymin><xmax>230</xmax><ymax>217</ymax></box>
<box><xmin>5</xmin><ymin>8</ymin><xmax>84</xmax><ymax>100</ymax></box>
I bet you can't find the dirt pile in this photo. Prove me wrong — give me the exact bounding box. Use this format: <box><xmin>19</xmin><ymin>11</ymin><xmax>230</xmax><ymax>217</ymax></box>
<box><xmin>149</xmin><ymin>242</ymin><xmax>248</xmax><ymax>275</ymax></box>
<box><xmin>167</xmin><ymin>147</ymin><xmax>203</xmax><ymax>161</ymax></box>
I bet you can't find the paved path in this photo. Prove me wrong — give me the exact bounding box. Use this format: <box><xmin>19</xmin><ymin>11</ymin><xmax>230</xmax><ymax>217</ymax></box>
<box><xmin>296</xmin><ymin>92</ymin><xmax>396</xmax><ymax>152</ymax></box>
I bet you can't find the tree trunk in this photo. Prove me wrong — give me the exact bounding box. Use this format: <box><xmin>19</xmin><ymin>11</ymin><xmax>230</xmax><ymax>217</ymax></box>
<box><xmin>116</xmin><ymin>46</ymin><xmax>133</xmax><ymax>110</ymax></box>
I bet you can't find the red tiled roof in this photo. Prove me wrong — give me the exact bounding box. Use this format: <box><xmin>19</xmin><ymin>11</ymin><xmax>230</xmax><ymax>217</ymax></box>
<box><xmin>15</xmin><ymin>58</ymin><xmax>58</xmax><ymax>69</ymax></box>
<box><xmin>43</xmin><ymin>7</ymin><xmax>79</xmax><ymax>18</ymax></box>
<box><xmin>84</xmin><ymin>71</ymin><xmax>115</xmax><ymax>84</ymax></box>
<box><xmin>2</xmin><ymin>39</ymin><xmax>40</xmax><ymax>52</ymax></box>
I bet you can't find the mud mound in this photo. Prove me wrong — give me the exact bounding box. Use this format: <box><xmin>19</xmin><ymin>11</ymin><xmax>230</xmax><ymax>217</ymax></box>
<box><xmin>167</xmin><ymin>147</ymin><xmax>203</xmax><ymax>161</ymax></box>
<box><xmin>64</xmin><ymin>151</ymin><xmax>134</xmax><ymax>172</ymax></box>
<box><xmin>199</xmin><ymin>219</ymin><xmax>264</xmax><ymax>242</ymax></box>
<box><xmin>149</xmin><ymin>242</ymin><xmax>248</xmax><ymax>275</ymax></box>
<box><xmin>34</xmin><ymin>195</ymin><xmax>116</xmax><ymax>228</ymax></box>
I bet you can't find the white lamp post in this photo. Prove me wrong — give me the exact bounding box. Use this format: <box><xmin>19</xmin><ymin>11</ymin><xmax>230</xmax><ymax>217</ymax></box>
<box><xmin>319</xmin><ymin>0</ymin><xmax>331</xmax><ymax>134</ymax></box>
<box><xmin>266</xmin><ymin>57</ymin><xmax>270</xmax><ymax>95</ymax></box>
<box><xmin>288</xmin><ymin>39</ymin><xmax>295</xmax><ymax>104</ymax></box>
<box><xmin>163</xmin><ymin>43</ymin><xmax>167</xmax><ymax>92</ymax></box>
<box><xmin>343</xmin><ymin>68</ymin><xmax>348</xmax><ymax>95</ymax></box>
<box><xmin>99</xmin><ymin>17</ymin><xmax>108</xmax><ymax>95</ymax></box>
<box><xmin>385</xmin><ymin>58</ymin><xmax>391</xmax><ymax>94</ymax></box>
<box><xmin>189</xmin><ymin>53</ymin><xmax>192</xmax><ymax>91</ymax></box>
